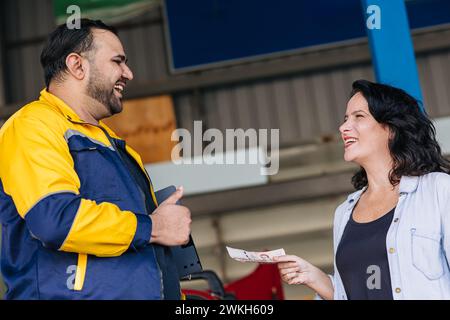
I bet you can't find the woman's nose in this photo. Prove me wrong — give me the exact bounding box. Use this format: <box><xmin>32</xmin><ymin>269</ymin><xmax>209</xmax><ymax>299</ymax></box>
<box><xmin>339</xmin><ymin>122</ymin><xmax>349</xmax><ymax>134</ymax></box>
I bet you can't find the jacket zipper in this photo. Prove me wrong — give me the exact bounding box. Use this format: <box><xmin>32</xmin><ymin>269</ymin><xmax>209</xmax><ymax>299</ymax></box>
<box><xmin>74</xmin><ymin>253</ymin><xmax>88</xmax><ymax>291</ymax></box>
<box><xmin>96</xmin><ymin>125</ymin><xmax>165</xmax><ymax>298</ymax></box>
<box><xmin>65</xmin><ymin>118</ymin><xmax>165</xmax><ymax>297</ymax></box>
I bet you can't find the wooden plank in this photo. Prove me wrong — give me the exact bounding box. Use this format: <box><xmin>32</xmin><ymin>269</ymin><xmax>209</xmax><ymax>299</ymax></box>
<box><xmin>102</xmin><ymin>95</ymin><xmax>177</xmax><ymax>163</ymax></box>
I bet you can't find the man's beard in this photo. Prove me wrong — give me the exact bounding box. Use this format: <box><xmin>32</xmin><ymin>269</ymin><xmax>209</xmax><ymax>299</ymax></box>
<box><xmin>86</xmin><ymin>66</ymin><xmax>122</xmax><ymax>116</ymax></box>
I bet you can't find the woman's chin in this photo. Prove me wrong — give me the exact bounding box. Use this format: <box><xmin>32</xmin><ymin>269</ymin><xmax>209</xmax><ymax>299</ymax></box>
<box><xmin>343</xmin><ymin>153</ymin><xmax>357</xmax><ymax>163</ymax></box>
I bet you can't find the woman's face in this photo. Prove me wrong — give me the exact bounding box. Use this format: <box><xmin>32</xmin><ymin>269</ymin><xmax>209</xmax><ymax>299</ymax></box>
<box><xmin>339</xmin><ymin>92</ymin><xmax>391</xmax><ymax>164</ymax></box>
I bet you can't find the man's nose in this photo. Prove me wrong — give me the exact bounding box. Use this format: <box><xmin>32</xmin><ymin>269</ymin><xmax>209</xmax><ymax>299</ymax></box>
<box><xmin>122</xmin><ymin>64</ymin><xmax>134</xmax><ymax>81</ymax></box>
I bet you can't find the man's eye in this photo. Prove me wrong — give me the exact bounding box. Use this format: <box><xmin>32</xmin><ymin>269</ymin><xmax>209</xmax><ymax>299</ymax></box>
<box><xmin>356</xmin><ymin>114</ymin><xmax>364</xmax><ymax>118</ymax></box>
<box><xmin>113</xmin><ymin>60</ymin><xmax>121</xmax><ymax>64</ymax></box>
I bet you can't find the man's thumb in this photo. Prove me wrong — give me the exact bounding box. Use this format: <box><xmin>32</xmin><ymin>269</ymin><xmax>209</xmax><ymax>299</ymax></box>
<box><xmin>161</xmin><ymin>186</ymin><xmax>183</xmax><ymax>205</ymax></box>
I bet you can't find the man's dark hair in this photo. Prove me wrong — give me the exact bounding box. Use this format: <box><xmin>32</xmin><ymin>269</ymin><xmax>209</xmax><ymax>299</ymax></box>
<box><xmin>40</xmin><ymin>19</ymin><xmax>117</xmax><ymax>88</ymax></box>
<box><xmin>350</xmin><ymin>79</ymin><xmax>450</xmax><ymax>190</ymax></box>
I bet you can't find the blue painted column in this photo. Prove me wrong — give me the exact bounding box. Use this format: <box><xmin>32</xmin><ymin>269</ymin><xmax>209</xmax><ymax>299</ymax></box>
<box><xmin>361</xmin><ymin>0</ymin><xmax>424</xmax><ymax>111</ymax></box>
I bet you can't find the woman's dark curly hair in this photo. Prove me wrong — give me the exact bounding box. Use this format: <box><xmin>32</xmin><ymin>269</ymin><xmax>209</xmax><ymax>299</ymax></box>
<box><xmin>350</xmin><ymin>79</ymin><xmax>450</xmax><ymax>190</ymax></box>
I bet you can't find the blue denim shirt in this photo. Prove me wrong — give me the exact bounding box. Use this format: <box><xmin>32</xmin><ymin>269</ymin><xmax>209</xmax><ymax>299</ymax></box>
<box><xmin>330</xmin><ymin>173</ymin><xmax>450</xmax><ymax>300</ymax></box>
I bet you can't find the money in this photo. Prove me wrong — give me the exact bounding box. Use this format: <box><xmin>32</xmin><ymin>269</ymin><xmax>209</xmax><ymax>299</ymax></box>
<box><xmin>226</xmin><ymin>246</ymin><xmax>286</xmax><ymax>263</ymax></box>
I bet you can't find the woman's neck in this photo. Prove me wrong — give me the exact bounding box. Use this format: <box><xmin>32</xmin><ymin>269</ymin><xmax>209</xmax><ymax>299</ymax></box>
<box><xmin>362</xmin><ymin>157</ymin><xmax>398</xmax><ymax>193</ymax></box>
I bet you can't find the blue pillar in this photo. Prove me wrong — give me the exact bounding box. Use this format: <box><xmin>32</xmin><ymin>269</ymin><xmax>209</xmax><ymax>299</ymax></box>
<box><xmin>361</xmin><ymin>0</ymin><xmax>424</xmax><ymax>111</ymax></box>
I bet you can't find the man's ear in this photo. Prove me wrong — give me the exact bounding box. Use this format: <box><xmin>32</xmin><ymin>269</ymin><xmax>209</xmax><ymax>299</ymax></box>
<box><xmin>65</xmin><ymin>53</ymin><xmax>86</xmax><ymax>80</ymax></box>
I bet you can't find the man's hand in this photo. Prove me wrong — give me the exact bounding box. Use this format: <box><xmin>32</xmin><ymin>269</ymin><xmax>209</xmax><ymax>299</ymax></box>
<box><xmin>149</xmin><ymin>186</ymin><xmax>192</xmax><ymax>246</ymax></box>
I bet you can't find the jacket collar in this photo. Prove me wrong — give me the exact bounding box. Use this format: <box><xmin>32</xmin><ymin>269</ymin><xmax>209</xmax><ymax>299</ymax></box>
<box><xmin>39</xmin><ymin>88</ymin><xmax>121</xmax><ymax>139</ymax></box>
<box><xmin>39</xmin><ymin>88</ymin><xmax>86</xmax><ymax>123</ymax></box>
<box><xmin>347</xmin><ymin>175</ymin><xmax>419</xmax><ymax>203</ymax></box>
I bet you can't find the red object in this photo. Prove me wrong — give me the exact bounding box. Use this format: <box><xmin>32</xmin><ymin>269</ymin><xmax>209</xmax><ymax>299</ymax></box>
<box><xmin>224</xmin><ymin>264</ymin><xmax>285</xmax><ymax>300</ymax></box>
<box><xmin>182</xmin><ymin>289</ymin><xmax>220</xmax><ymax>300</ymax></box>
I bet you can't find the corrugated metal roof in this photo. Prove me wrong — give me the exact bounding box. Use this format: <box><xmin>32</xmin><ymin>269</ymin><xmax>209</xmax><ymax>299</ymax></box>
<box><xmin>174</xmin><ymin>64</ymin><xmax>376</xmax><ymax>147</ymax></box>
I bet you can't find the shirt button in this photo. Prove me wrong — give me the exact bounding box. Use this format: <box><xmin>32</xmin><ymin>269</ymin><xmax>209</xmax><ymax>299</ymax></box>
<box><xmin>389</xmin><ymin>248</ymin><xmax>395</xmax><ymax>254</ymax></box>
<box><xmin>394</xmin><ymin>218</ymin><xmax>399</xmax><ymax>222</ymax></box>
<box><xmin>395</xmin><ymin>288</ymin><xmax>401</xmax><ymax>293</ymax></box>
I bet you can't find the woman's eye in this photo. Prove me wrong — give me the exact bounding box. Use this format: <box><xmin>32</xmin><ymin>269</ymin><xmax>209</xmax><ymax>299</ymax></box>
<box><xmin>356</xmin><ymin>114</ymin><xmax>364</xmax><ymax>118</ymax></box>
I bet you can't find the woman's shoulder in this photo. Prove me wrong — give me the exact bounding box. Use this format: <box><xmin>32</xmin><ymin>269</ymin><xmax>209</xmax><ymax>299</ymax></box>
<box><xmin>419</xmin><ymin>172</ymin><xmax>450</xmax><ymax>188</ymax></box>
<box><xmin>413</xmin><ymin>173</ymin><xmax>450</xmax><ymax>203</ymax></box>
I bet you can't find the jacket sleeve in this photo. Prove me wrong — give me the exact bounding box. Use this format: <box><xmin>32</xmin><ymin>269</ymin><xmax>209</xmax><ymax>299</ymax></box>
<box><xmin>0</xmin><ymin>115</ymin><xmax>152</xmax><ymax>257</ymax></box>
<box><xmin>439</xmin><ymin>174</ymin><xmax>450</xmax><ymax>269</ymax></box>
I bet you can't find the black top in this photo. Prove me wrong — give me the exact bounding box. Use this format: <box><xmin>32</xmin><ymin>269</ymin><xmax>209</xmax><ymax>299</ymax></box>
<box><xmin>336</xmin><ymin>207</ymin><xmax>395</xmax><ymax>300</ymax></box>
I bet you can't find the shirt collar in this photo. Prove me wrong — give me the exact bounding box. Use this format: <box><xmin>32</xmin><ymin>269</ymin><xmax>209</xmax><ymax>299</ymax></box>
<box><xmin>398</xmin><ymin>175</ymin><xmax>420</xmax><ymax>194</ymax></box>
<box><xmin>347</xmin><ymin>175</ymin><xmax>419</xmax><ymax>204</ymax></box>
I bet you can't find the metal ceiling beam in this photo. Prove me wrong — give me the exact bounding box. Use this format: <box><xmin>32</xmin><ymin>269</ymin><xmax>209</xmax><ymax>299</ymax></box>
<box><xmin>183</xmin><ymin>170</ymin><xmax>355</xmax><ymax>217</ymax></box>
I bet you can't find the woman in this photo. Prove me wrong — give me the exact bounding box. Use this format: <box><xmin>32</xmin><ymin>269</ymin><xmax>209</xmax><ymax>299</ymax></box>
<box><xmin>275</xmin><ymin>80</ymin><xmax>450</xmax><ymax>300</ymax></box>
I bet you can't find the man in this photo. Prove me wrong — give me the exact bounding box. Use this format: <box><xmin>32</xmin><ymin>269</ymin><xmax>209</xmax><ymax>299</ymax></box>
<box><xmin>0</xmin><ymin>19</ymin><xmax>191</xmax><ymax>299</ymax></box>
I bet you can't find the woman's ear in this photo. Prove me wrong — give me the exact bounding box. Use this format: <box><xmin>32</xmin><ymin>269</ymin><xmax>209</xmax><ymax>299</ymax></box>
<box><xmin>65</xmin><ymin>53</ymin><xmax>86</xmax><ymax>80</ymax></box>
<box><xmin>387</xmin><ymin>125</ymin><xmax>395</xmax><ymax>140</ymax></box>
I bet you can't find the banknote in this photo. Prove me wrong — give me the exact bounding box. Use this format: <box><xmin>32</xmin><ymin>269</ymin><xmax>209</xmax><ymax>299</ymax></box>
<box><xmin>226</xmin><ymin>246</ymin><xmax>286</xmax><ymax>263</ymax></box>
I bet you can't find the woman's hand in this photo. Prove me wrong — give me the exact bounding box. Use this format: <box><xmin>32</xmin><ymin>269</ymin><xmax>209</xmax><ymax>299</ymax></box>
<box><xmin>274</xmin><ymin>255</ymin><xmax>334</xmax><ymax>300</ymax></box>
<box><xmin>275</xmin><ymin>255</ymin><xmax>316</xmax><ymax>285</ymax></box>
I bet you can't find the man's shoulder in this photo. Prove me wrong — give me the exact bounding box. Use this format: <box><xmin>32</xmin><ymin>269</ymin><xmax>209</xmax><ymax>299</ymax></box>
<box><xmin>0</xmin><ymin>100</ymin><xmax>67</xmax><ymax>137</ymax></box>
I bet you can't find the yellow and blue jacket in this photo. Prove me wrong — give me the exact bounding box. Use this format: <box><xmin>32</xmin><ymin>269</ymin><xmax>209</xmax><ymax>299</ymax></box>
<box><xmin>0</xmin><ymin>89</ymin><xmax>179</xmax><ymax>299</ymax></box>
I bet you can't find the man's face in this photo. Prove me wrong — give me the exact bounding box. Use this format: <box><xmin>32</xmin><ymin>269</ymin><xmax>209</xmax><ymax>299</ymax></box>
<box><xmin>85</xmin><ymin>29</ymin><xmax>133</xmax><ymax>116</ymax></box>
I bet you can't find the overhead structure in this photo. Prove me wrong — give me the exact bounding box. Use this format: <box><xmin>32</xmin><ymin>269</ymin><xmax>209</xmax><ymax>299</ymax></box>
<box><xmin>362</xmin><ymin>0</ymin><xmax>424</xmax><ymax>109</ymax></box>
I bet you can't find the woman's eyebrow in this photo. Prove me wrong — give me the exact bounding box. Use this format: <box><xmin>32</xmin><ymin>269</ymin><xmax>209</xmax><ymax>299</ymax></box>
<box><xmin>351</xmin><ymin>110</ymin><xmax>369</xmax><ymax>115</ymax></box>
<box><xmin>344</xmin><ymin>109</ymin><xmax>367</xmax><ymax>117</ymax></box>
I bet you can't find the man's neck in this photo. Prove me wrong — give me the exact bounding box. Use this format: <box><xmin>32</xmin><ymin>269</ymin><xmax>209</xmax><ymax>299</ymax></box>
<box><xmin>48</xmin><ymin>84</ymin><xmax>99</xmax><ymax>125</ymax></box>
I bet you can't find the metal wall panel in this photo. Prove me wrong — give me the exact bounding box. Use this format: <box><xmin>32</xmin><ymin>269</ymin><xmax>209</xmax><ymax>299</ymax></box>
<box><xmin>118</xmin><ymin>22</ymin><xmax>168</xmax><ymax>83</ymax></box>
<box><xmin>173</xmin><ymin>49</ymin><xmax>450</xmax><ymax>148</ymax></box>
<box><xmin>3</xmin><ymin>0</ymin><xmax>55</xmax><ymax>103</ymax></box>
<box><xmin>174</xmin><ymin>64</ymin><xmax>376</xmax><ymax>147</ymax></box>
<box><xmin>417</xmin><ymin>51</ymin><xmax>450</xmax><ymax>117</ymax></box>
<box><xmin>2</xmin><ymin>0</ymin><xmax>170</xmax><ymax>103</ymax></box>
